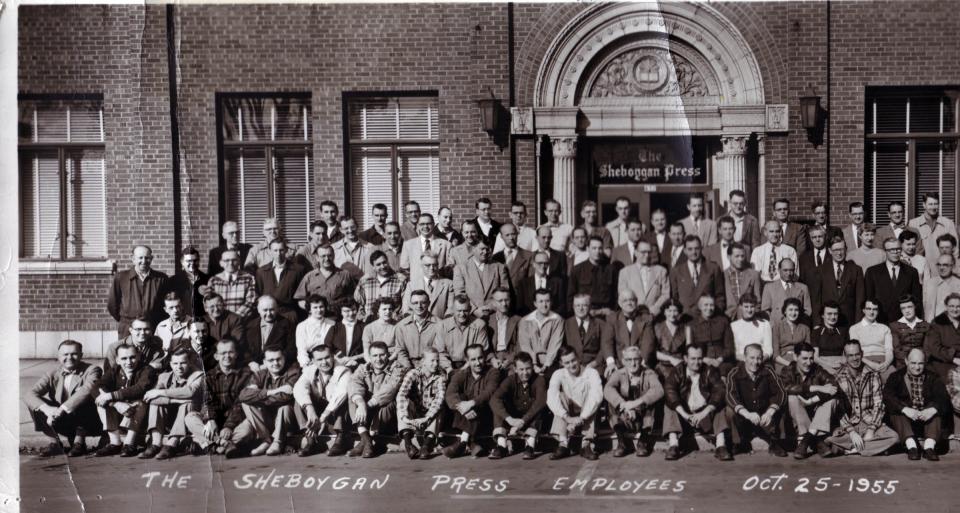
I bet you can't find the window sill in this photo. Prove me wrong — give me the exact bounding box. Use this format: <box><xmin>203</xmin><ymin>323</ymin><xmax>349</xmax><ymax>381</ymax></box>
<box><xmin>19</xmin><ymin>259</ymin><xmax>116</xmax><ymax>275</ymax></box>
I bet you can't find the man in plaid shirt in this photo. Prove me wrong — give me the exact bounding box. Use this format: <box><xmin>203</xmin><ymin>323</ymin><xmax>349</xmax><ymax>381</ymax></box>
<box><xmin>208</xmin><ymin>249</ymin><xmax>258</xmax><ymax>322</ymax></box>
<box><xmin>825</xmin><ymin>340</ymin><xmax>898</xmax><ymax>456</ymax></box>
<box><xmin>396</xmin><ymin>348</ymin><xmax>447</xmax><ymax>459</ymax></box>
<box><xmin>184</xmin><ymin>338</ymin><xmax>252</xmax><ymax>455</ymax></box>
<box><xmin>354</xmin><ymin>250</ymin><xmax>408</xmax><ymax>322</ymax></box>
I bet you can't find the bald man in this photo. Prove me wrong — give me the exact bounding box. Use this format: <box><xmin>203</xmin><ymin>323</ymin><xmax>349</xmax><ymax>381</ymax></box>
<box><xmin>750</xmin><ymin>220</ymin><xmax>799</xmax><ymax>284</ymax></box>
<box><xmin>243</xmin><ymin>296</ymin><xmax>296</xmax><ymax>371</ymax></box>
<box><xmin>883</xmin><ymin>348</ymin><xmax>949</xmax><ymax>461</ymax></box>
<box><xmin>108</xmin><ymin>245</ymin><xmax>170</xmax><ymax>337</ymax></box>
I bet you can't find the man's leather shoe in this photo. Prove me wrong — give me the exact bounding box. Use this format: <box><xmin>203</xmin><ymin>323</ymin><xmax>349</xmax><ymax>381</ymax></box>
<box><xmin>224</xmin><ymin>443</ymin><xmax>242</xmax><ymax>459</ymax></box>
<box><xmin>635</xmin><ymin>440</ymin><xmax>652</xmax><ymax>457</ymax></box>
<box><xmin>120</xmin><ymin>444</ymin><xmax>140</xmax><ymax>458</ymax></box>
<box><xmin>715</xmin><ymin>446</ymin><xmax>733</xmax><ymax>461</ymax></box>
<box><xmin>664</xmin><ymin>445</ymin><xmax>681</xmax><ymax>461</ymax></box>
<box><xmin>907</xmin><ymin>447</ymin><xmax>921</xmax><ymax>460</ymax></box>
<box><xmin>139</xmin><ymin>445</ymin><xmax>161</xmax><ymax>459</ymax></box>
<box><xmin>794</xmin><ymin>435</ymin><xmax>812</xmax><ymax>460</ymax></box>
<box><xmin>67</xmin><ymin>443</ymin><xmax>87</xmax><ymax>457</ymax></box>
<box><xmin>156</xmin><ymin>445</ymin><xmax>176</xmax><ymax>460</ymax></box>
<box><xmin>522</xmin><ymin>446</ymin><xmax>536</xmax><ymax>460</ymax></box>
<box><xmin>443</xmin><ymin>440</ymin><xmax>466</xmax><ymax>459</ymax></box>
<box><xmin>488</xmin><ymin>445</ymin><xmax>505</xmax><ymax>460</ymax></box>
<box><xmin>768</xmin><ymin>442</ymin><xmax>788</xmax><ymax>457</ymax></box>
<box><xmin>404</xmin><ymin>440</ymin><xmax>420</xmax><ymax>460</ymax></box>
<box><xmin>249</xmin><ymin>442</ymin><xmax>270</xmax><ymax>456</ymax></box>
<box><xmin>922</xmin><ymin>448</ymin><xmax>939</xmax><ymax>461</ymax></box>
<box><xmin>550</xmin><ymin>445</ymin><xmax>571</xmax><ymax>460</ymax></box>
<box><xmin>327</xmin><ymin>435</ymin><xmax>349</xmax><ymax>457</ymax></box>
<box><xmin>95</xmin><ymin>444</ymin><xmax>122</xmax><ymax>457</ymax></box>
<box><xmin>581</xmin><ymin>444</ymin><xmax>599</xmax><ymax>460</ymax></box>
<box><xmin>40</xmin><ymin>443</ymin><xmax>64</xmax><ymax>458</ymax></box>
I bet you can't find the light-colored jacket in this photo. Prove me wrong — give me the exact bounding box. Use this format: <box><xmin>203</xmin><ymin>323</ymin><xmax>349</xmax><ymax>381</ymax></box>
<box><xmin>24</xmin><ymin>361</ymin><xmax>102</xmax><ymax>413</ymax></box>
<box><xmin>517</xmin><ymin>311</ymin><xmax>565</xmax><ymax>369</ymax></box>
<box><xmin>617</xmin><ymin>263</ymin><xmax>670</xmax><ymax>316</ymax></box>
<box><xmin>293</xmin><ymin>364</ymin><xmax>352</xmax><ymax>415</ymax></box>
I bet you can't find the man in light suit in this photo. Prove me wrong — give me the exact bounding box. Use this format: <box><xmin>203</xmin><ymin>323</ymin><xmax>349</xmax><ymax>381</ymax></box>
<box><xmin>909</xmin><ymin>192</ymin><xmax>960</xmax><ymax>270</ymax></box>
<box><xmin>450</xmin><ymin>220</ymin><xmax>481</xmax><ymax>270</ymax></box>
<box><xmin>842</xmin><ymin>202</ymin><xmax>867</xmax><ymax>251</ymax></box>
<box><xmin>402</xmin><ymin>253</ymin><xmax>456</xmax><ymax>319</ymax></box>
<box><xmin>773</xmin><ymin>198</ymin><xmax>809</xmax><ymax>255</ymax></box>
<box><xmin>760</xmin><ymin>259</ymin><xmax>812</xmax><ymax>323</ymax></box>
<box><xmin>611</xmin><ymin>219</ymin><xmax>645</xmax><ymax>268</ymax></box>
<box><xmin>394</xmin><ymin>290</ymin><xmax>443</xmax><ymax>370</ymax></box>
<box><xmin>487</xmin><ymin>288</ymin><xmax>522</xmax><ymax>371</ymax></box>
<box><xmin>332</xmin><ymin>217</ymin><xmax>376</xmax><ymax>279</ymax></box>
<box><xmin>875</xmin><ymin>201</ymin><xmax>918</xmax><ymax>252</ymax></box>
<box><xmin>724</xmin><ymin>243</ymin><xmax>763</xmax><ymax>319</ymax></box>
<box><xmin>864</xmin><ymin>237</ymin><xmax>923</xmax><ymax>323</ymax></box>
<box><xmin>400</xmin><ymin>201</ymin><xmax>421</xmax><ymax>241</ymax></box>
<box><xmin>605</xmin><ymin>196</ymin><xmax>634</xmax><ymax>250</ymax></box>
<box><xmin>605</xmin><ymin>290</ymin><xmax>656</xmax><ymax>373</ymax></box>
<box><xmin>491</xmin><ymin>222</ymin><xmax>533</xmax><ymax>286</ymax></box>
<box><xmin>704</xmin><ymin>216</ymin><xmax>749</xmax><ymax>271</ymax></box>
<box><xmin>679</xmin><ymin>194</ymin><xmax>717</xmax><ymax>247</ymax></box>
<box><xmin>579</xmin><ymin>200</ymin><xmax>614</xmax><ymax>255</ymax></box>
<box><xmin>401</xmin><ymin>213</ymin><xmax>451</xmax><ymax>285</ymax></box>
<box><xmin>25</xmin><ymin>340</ymin><xmax>103</xmax><ymax>457</ymax></box>
<box><xmin>618</xmin><ymin>240</ymin><xmax>670</xmax><ymax>317</ymax></box>
<box><xmin>669</xmin><ymin>235</ymin><xmax>725</xmax><ymax>317</ymax></box>
<box><xmin>817</xmin><ymin>237</ymin><xmax>865</xmax><ymax>327</ymax></box>
<box><xmin>725</xmin><ymin>189</ymin><xmax>762</xmax><ymax>248</ymax></box>
<box><xmin>453</xmin><ymin>239</ymin><xmax>510</xmax><ymax>318</ymax></box>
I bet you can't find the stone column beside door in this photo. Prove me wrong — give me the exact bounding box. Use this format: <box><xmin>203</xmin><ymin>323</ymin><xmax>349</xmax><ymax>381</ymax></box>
<box><xmin>551</xmin><ymin>137</ymin><xmax>578</xmax><ymax>226</ymax></box>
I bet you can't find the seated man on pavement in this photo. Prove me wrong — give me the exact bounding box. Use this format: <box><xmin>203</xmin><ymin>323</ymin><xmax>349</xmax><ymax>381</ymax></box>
<box><xmin>489</xmin><ymin>351</ymin><xmax>547</xmax><ymax>460</ymax></box>
<box><xmin>443</xmin><ymin>343</ymin><xmax>500</xmax><ymax>458</ymax></box>
<box><xmin>226</xmin><ymin>345</ymin><xmax>301</xmax><ymax>458</ymax></box>
<box><xmin>293</xmin><ymin>344</ymin><xmax>352</xmax><ymax>457</ymax></box>
<box><xmin>883</xmin><ymin>348</ymin><xmax>950</xmax><ymax>461</ymax></box>
<box><xmin>725</xmin><ymin>344</ymin><xmax>788</xmax><ymax>457</ymax></box>
<box><xmin>604</xmin><ymin>345</ymin><xmax>664</xmax><ymax>458</ymax></box>
<box><xmin>547</xmin><ymin>345</ymin><xmax>604</xmax><ymax>460</ymax></box>
<box><xmin>94</xmin><ymin>343</ymin><xmax>159</xmax><ymax>457</ymax></box>
<box><xmin>347</xmin><ymin>341</ymin><xmax>405</xmax><ymax>458</ymax></box>
<box><xmin>140</xmin><ymin>348</ymin><xmax>204</xmax><ymax>460</ymax></box>
<box><xmin>824</xmin><ymin>340</ymin><xmax>899</xmax><ymax>456</ymax></box>
<box><xmin>24</xmin><ymin>340</ymin><xmax>103</xmax><ymax>457</ymax></box>
<box><xmin>396</xmin><ymin>348</ymin><xmax>447</xmax><ymax>460</ymax></box>
<box><xmin>663</xmin><ymin>344</ymin><xmax>732</xmax><ymax>461</ymax></box>
<box><xmin>184</xmin><ymin>338</ymin><xmax>252</xmax><ymax>455</ymax></box>
<box><xmin>778</xmin><ymin>342</ymin><xmax>841</xmax><ymax>459</ymax></box>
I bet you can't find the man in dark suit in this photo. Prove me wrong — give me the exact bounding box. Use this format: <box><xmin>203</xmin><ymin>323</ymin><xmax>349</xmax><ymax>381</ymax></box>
<box><xmin>471</xmin><ymin>197</ymin><xmax>502</xmax><ymax>249</ymax></box>
<box><xmin>669</xmin><ymin>235</ymin><xmax>725</xmax><ymax>317</ymax></box>
<box><xmin>864</xmin><ymin>237</ymin><xmax>923</xmax><ymax>323</ymax></box>
<box><xmin>817</xmin><ymin>236</ymin><xmax>865</xmax><ymax>326</ymax></box>
<box><xmin>491</xmin><ymin>222</ymin><xmax>533</xmax><ymax>286</ymax></box>
<box><xmin>611</xmin><ymin>219</ymin><xmax>645</xmax><ymax>268</ymax></box>
<box><xmin>567</xmin><ymin>293</ymin><xmax>614</xmax><ymax>374</ymax></box>
<box><xmin>203</xmin><ymin>293</ymin><xmax>245</xmax><ymax>346</ymax></box>
<box><xmin>208</xmin><ymin>221</ymin><xmax>253</xmax><ymax>277</ymax></box>
<box><xmin>725</xmin><ymin>189</ymin><xmax>763</xmax><ymax>248</ymax></box>
<box><xmin>568</xmin><ymin>236</ymin><xmax>621</xmax><ymax>314</ymax></box>
<box><xmin>772</xmin><ymin>198</ymin><xmax>809</xmax><ymax>254</ymax></box>
<box><xmin>605</xmin><ymin>290</ymin><xmax>656</xmax><ymax>373</ymax></box>
<box><xmin>255</xmin><ymin>239</ymin><xmax>308</xmax><ymax>324</ymax></box>
<box><xmin>515</xmin><ymin>250</ymin><xmax>566</xmax><ymax>316</ymax></box>
<box><xmin>665</xmin><ymin>222</ymin><xmax>688</xmax><ymax>270</ymax></box>
<box><xmin>534</xmin><ymin>225</ymin><xmax>567</xmax><ymax>278</ymax></box>
<box><xmin>359</xmin><ymin>203</ymin><xmax>389</xmax><ymax>246</ymax></box>
<box><xmin>242</xmin><ymin>296</ymin><xmax>296</xmax><ymax>370</ymax></box>
<box><xmin>643</xmin><ymin>209</ymin><xmax>672</xmax><ymax>267</ymax></box>
<box><xmin>169</xmin><ymin>246</ymin><xmax>209</xmax><ymax>319</ymax></box>
<box><xmin>704</xmin><ymin>216</ymin><xmax>748</xmax><ymax>271</ymax></box>
<box><xmin>798</xmin><ymin>225</ymin><xmax>829</xmax><ymax>299</ymax></box>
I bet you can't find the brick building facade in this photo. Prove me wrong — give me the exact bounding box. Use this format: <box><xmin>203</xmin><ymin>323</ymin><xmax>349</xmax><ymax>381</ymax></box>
<box><xmin>18</xmin><ymin>2</ymin><xmax>960</xmax><ymax>357</ymax></box>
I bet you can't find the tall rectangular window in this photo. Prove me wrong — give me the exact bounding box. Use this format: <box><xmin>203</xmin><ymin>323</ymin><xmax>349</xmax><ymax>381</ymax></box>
<box><xmin>220</xmin><ymin>94</ymin><xmax>313</xmax><ymax>245</ymax></box>
<box><xmin>18</xmin><ymin>97</ymin><xmax>107</xmax><ymax>259</ymax></box>
<box><xmin>865</xmin><ymin>88</ymin><xmax>959</xmax><ymax>225</ymax></box>
<box><xmin>346</xmin><ymin>95</ymin><xmax>440</xmax><ymax>229</ymax></box>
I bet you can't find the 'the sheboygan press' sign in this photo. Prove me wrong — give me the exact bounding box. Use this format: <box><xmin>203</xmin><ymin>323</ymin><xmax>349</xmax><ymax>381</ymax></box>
<box><xmin>592</xmin><ymin>140</ymin><xmax>707</xmax><ymax>186</ymax></box>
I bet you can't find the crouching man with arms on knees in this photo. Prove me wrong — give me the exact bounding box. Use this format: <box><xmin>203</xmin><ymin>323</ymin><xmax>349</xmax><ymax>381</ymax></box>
<box><xmin>396</xmin><ymin>348</ymin><xmax>447</xmax><ymax>459</ymax></box>
<box><xmin>184</xmin><ymin>338</ymin><xmax>252</xmax><ymax>455</ymax></box>
<box><xmin>94</xmin><ymin>344</ymin><xmax>158</xmax><ymax>457</ymax></box>
<box><xmin>489</xmin><ymin>351</ymin><xmax>547</xmax><ymax>460</ymax></box>
<box><xmin>140</xmin><ymin>348</ymin><xmax>204</xmax><ymax>459</ymax></box>
<box><xmin>293</xmin><ymin>344</ymin><xmax>352</xmax><ymax>457</ymax></box>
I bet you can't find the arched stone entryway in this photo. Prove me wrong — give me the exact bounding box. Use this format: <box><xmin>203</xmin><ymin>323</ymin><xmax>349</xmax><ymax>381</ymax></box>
<box><xmin>515</xmin><ymin>2</ymin><xmax>788</xmax><ymax>224</ymax></box>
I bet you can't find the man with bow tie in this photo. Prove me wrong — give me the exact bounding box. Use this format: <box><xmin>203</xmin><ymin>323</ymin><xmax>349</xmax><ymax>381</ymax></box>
<box><xmin>25</xmin><ymin>340</ymin><xmax>103</xmax><ymax>457</ymax></box>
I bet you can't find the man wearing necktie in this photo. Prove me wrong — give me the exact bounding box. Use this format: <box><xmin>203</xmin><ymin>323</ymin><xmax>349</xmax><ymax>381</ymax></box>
<box><xmin>705</xmin><ymin>216</ymin><xmax>749</xmax><ymax>271</ymax></box>
<box><xmin>401</xmin><ymin>213</ymin><xmax>452</xmax><ymax>285</ymax></box>
<box><xmin>864</xmin><ymin>237</ymin><xmax>923</xmax><ymax>323</ymax></box>
<box><xmin>761</xmin><ymin>259</ymin><xmax>812</xmax><ymax>324</ymax></box>
<box><xmin>842</xmin><ymin>202</ymin><xmax>866</xmax><ymax>251</ymax></box>
<box><xmin>618</xmin><ymin>240</ymin><xmax>671</xmax><ymax>317</ymax></box>
<box><xmin>750</xmin><ymin>220</ymin><xmax>798</xmax><ymax>285</ymax></box>
<box><xmin>25</xmin><ymin>340</ymin><xmax>104</xmax><ymax>457</ymax></box>
<box><xmin>679</xmin><ymin>194</ymin><xmax>718</xmax><ymax>247</ymax></box>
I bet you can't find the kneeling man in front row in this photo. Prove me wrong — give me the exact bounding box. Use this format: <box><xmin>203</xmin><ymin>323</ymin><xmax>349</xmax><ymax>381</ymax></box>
<box><xmin>547</xmin><ymin>345</ymin><xmax>604</xmax><ymax>460</ymax></box>
<box><xmin>883</xmin><ymin>348</ymin><xmax>949</xmax><ymax>461</ymax></box>
<box><xmin>489</xmin><ymin>351</ymin><xmax>547</xmax><ymax>460</ymax></box>
<box><xmin>25</xmin><ymin>340</ymin><xmax>103</xmax><ymax>457</ymax></box>
<box><xmin>444</xmin><ymin>344</ymin><xmax>500</xmax><ymax>458</ymax></box>
<box><xmin>663</xmin><ymin>344</ymin><xmax>732</xmax><ymax>461</ymax></box>
<box><xmin>779</xmin><ymin>342</ymin><xmax>840</xmax><ymax>459</ymax></box>
<box><xmin>397</xmin><ymin>348</ymin><xmax>447</xmax><ymax>459</ymax></box>
<box><xmin>725</xmin><ymin>344</ymin><xmax>787</xmax><ymax>456</ymax></box>
<box><xmin>140</xmin><ymin>348</ymin><xmax>204</xmax><ymax>459</ymax></box>
<box><xmin>293</xmin><ymin>344</ymin><xmax>352</xmax><ymax>457</ymax></box>
<box><xmin>604</xmin><ymin>346</ymin><xmax>663</xmax><ymax>457</ymax></box>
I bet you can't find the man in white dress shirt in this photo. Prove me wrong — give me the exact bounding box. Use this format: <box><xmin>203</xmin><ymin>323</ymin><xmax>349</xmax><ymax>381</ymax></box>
<box><xmin>605</xmin><ymin>196</ymin><xmax>634</xmax><ymax>249</ymax></box>
<box><xmin>679</xmin><ymin>194</ymin><xmax>717</xmax><ymax>247</ymax></box>
<box><xmin>542</xmin><ymin>198</ymin><xmax>574</xmax><ymax>252</ymax></box>
<box><xmin>751</xmin><ymin>220</ymin><xmax>798</xmax><ymax>284</ymax></box>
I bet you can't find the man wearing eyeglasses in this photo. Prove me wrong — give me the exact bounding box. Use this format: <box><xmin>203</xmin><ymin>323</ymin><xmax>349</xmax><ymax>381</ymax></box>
<box><xmin>924</xmin><ymin>254</ymin><xmax>960</xmax><ymax>322</ymax></box>
<box><xmin>864</xmin><ymin>237</ymin><xmax>923</xmax><ymax>323</ymax></box>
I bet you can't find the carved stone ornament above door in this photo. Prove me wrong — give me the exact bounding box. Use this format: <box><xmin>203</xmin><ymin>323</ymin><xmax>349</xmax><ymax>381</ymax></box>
<box><xmin>588</xmin><ymin>48</ymin><xmax>710</xmax><ymax>99</ymax></box>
